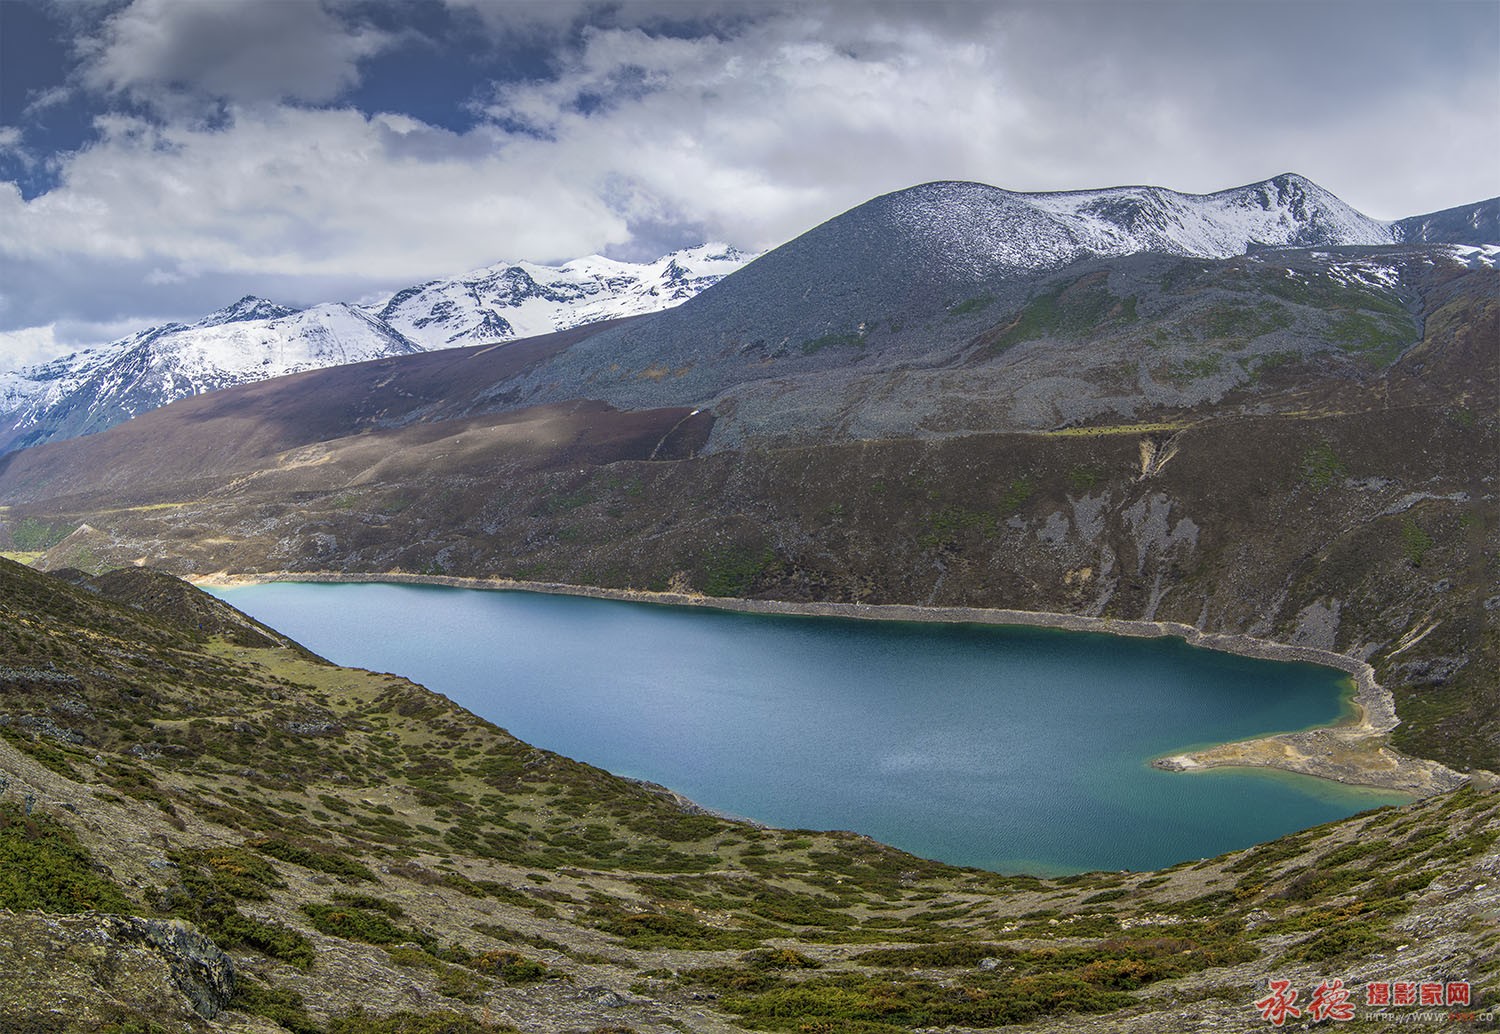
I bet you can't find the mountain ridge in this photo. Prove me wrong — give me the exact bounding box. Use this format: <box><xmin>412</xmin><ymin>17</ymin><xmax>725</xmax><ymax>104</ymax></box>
<box><xmin>0</xmin><ymin>244</ymin><xmax>753</xmax><ymax>455</ymax></box>
<box><xmin>0</xmin><ymin>301</ymin><xmax>425</xmax><ymax>454</ymax></box>
<box><xmin>867</xmin><ymin>173</ymin><xmax>1393</xmax><ymax>275</ymax></box>
<box><xmin>2</xmin><ymin>176</ymin><xmax>1493</xmax><ymax>457</ymax></box>
<box><xmin>370</xmin><ymin>243</ymin><xmax>751</xmax><ymax>348</ymax></box>
<box><xmin>498</xmin><ymin>176</ymin><xmax>1497</xmax><ymax>437</ymax></box>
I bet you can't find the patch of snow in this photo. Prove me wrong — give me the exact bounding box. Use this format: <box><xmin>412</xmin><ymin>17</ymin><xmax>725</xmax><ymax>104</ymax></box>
<box><xmin>1446</xmin><ymin>244</ymin><xmax>1500</xmax><ymax>269</ymax></box>
<box><xmin>1378</xmin><ymin>491</ymin><xmax>1470</xmax><ymax>517</ymax></box>
<box><xmin>1323</xmin><ymin>258</ymin><xmax>1402</xmax><ymax>290</ymax></box>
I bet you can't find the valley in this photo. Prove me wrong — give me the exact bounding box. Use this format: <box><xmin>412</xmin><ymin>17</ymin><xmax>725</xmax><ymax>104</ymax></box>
<box><xmin>2</xmin><ymin>558</ymin><xmax>1497</xmax><ymax>1034</ymax></box>
<box><xmin>203</xmin><ymin>579</ymin><xmax>1418</xmax><ymax>873</ymax></box>
<box><xmin>198</xmin><ymin>575</ymin><xmax>1467</xmax><ymax>799</ymax></box>
<box><xmin>1</xmin><ymin>172</ymin><xmax>1496</xmax><ymax>1032</ymax></box>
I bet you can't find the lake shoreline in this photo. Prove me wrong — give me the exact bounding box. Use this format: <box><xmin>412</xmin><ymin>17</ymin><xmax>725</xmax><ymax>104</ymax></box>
<box><xmin>190</xmin><ymin>569</ymin><xmax>1471</xmax><ymax>797</ymax></box>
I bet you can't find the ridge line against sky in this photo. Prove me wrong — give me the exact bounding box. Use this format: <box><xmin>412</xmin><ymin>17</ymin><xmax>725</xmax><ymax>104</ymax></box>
<box><xmin>0</xmin><ymin>0</ymin><xmax>1497</xmax><ymax>371</ymax></box>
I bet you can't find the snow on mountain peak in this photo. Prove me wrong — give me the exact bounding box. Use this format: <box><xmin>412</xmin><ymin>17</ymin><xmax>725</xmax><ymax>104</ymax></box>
<box><xmin>2</xmin><ymin>173</ymin><xmax>1489</xmax><ymax>457</ymax></box>
<box><xmin>371</xmin><ymin>244</ymin><xmax>758</xmax><ymax>349</ymax></box>
<box><xmin>0</xmin><ymin>302</ymin><xmax>423</xmax><ymax>452</ymax></box>
<box><xmin>0</xmin><ymin>245</ymin><xmax>754</xmax><ymax>453</ymax></box>
<box><xmin>196</xmin><ymin>295</ymin><xmax>304</xmax><ymax>328</ymax></box>
<box><xmin>869</xmin><ymin>175</ymin><xmax>1395</xmax><ymax>282</ymax></box>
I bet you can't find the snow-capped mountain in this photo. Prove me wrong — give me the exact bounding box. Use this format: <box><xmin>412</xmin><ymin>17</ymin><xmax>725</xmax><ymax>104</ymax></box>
<box><xmin>0</xmin><ymin>299</ymin><xmax>424</xmax><ymax>454</ymax></box>
<box><xmin>368</xmin><ymin>244</ymin><xmax>752</xmax><ymax>349</ymax></box>
<box><xmin>3</xmin><ymin>176</ymin><xmax>1494</xmax><ymax>457</ymax></box>
<box><xmin>505</xmin><ymin>174</ymin><xmax>1497</xmax><ymax>420</ymax></box>
<box><xmin>868</xmin><ymin>174</ymin><xmax>1397</xmax><ymax>280</ymax></box>
<box><xmin>0</xmin><ymin>246</ymin><xmax>752</xmax><ymax>455</ymax></box>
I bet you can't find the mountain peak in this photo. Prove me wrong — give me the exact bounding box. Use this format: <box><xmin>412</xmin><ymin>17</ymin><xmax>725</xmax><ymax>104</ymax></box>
<box><xmin>845</xmin><ymin>174</ymin><xmax>1394</xmax><ymax>279</ymax></box>
<box><xmin>1266</xmin><ymin>171</ymin><xmax>1314</xmax><ymax>188</ymax></box>
<box><xmin>0</xmin><ymin>243</ymin><xmax>751</xmax><ymax>455</ymax></box>
<box><xmin>196</xmin><ymin>296</ymin><xmax>302</xmax><ymax>328</ymax></box>
<box><xmin>1235</xmin><ymin>171</ymin><xmax>1332</xmax><ymax>201</ymax></box>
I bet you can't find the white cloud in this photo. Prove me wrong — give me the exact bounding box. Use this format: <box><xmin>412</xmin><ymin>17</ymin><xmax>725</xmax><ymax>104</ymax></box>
<box><xmin>477</xmin><ymin>9</ymin><xmax>1497</xmax><ymax>242</ymax></box>
<box><xmin>0</xmin><ymin>128</ymin><xmax>37</xmax><ymax>177</ymax></box>
<box><xmin>479</xmin><ymin>19</ymin><xmax>1038</xmax><ymax>250</ymax></box>
<box><xmin>0</xmin><ymin>325</ymin><xmax>67</xmax><ymax>371</ymax></box>
<box><xmin>0</xmin><ymin>312</ymin><xmax>195</xmax><ymax>372</ymax></box>
<box><xmin>78</xmin><ymin>0</ymin><xmax>395</xmax><ymax>108</ymax></box>
<box><xmin>1</xmin><ymin>107</ymin><xmax>632</xmax><ymax>278</ymax></box>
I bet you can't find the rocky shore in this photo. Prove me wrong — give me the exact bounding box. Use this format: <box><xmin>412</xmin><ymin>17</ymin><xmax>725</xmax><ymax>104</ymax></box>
<box><xmin>190</xmin><ymin>570</ymin><xmax>1476</xmax><ymax>796</ymax></box>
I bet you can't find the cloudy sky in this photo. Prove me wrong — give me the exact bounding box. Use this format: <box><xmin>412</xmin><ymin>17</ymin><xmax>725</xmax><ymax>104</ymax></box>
<box><xmin>0</xmin><ymin>0</ymin><xmax>1496</xmax><ymax>370</ymax></box>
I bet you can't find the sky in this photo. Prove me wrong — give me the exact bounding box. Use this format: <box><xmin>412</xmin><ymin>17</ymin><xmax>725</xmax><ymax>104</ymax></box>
<box><xmin>0</xmin><ymin>0</ymin><xmax>1496</xmax><ymax>371</ymax></box>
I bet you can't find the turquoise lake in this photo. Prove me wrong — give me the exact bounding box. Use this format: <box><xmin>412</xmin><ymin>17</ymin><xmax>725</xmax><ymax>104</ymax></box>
<box><xmin>211</xmin><ymin>582</ymin><xmax>1410</xmax><ymax>874</ymax></box>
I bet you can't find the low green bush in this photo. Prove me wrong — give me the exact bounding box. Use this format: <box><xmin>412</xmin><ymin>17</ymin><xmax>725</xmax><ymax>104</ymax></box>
<box><xmin>0</xmin><ymin>802</ymin><xmax>133</xmax><ymax>913</ymax></box>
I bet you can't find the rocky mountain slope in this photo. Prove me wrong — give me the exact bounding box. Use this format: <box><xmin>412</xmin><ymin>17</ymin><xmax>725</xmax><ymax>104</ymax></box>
<box><xmin>518</xmin><ymin>242</ymin><xmax>1496</xmax><ymax>450</ymax></box>
<box><xmin>494</xmin><ymin>177</ymin><xmax>1498</xmax><ymax>435</ymax></box>
<box><xmin>2</xmin><ymin>557</ymin><xmax>1497</xmax><ymax>1033</ymax></box>
<box><xmin>0</xmin><ymin>245</ymin><xmax>751</xmax><ymax>456</ymax></box>
<box><xmin>1392</xmin><ymin>197</ymin><xmax>1500</xmax><ymax>246</ymax></box>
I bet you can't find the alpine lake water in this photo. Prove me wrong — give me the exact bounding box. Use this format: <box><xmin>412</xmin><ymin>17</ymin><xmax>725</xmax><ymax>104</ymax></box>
<box><xmin>211</xmin><ymin>582</ymin><xmax>1411</xmax><ymax>875</ymax></box>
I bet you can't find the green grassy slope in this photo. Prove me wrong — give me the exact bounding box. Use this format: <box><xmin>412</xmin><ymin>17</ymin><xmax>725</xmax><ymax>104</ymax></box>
<box><xmin>1</xmin><ymin>557</ymin><xmax>1497</xmax><ymax>1033</ymax></box>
